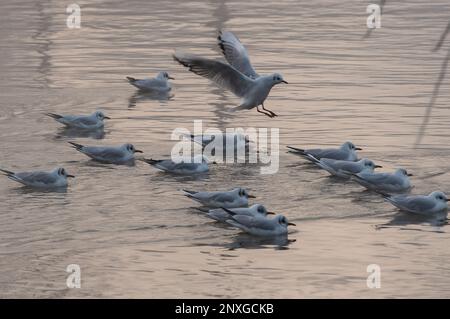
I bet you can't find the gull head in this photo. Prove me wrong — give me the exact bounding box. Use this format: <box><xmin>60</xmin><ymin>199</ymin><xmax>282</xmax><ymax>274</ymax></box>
<box><xmin>341</xmin><ymin>141</ymin><xmax>362</xmax><ymax>152</ymax></box>
<box><xmin>157</xmin><ymin>71</ymin><xmax>175</xmax><ymax>80</ymax></box>
<box><xmin>271</xmin><ymin>73</ymin><xmax>288</xmax><ymax>85</ymax></box>
<box><xmin>236</xmin><ymin>187</ymin><xmax>256</xmax><ymax>199</ymax></box>
<box><xmin>276</xmin><ymin>215</ymin><xmax>296</xmax><ymax>227</ymax></box>
<box><xmin>430</xmin><ymin>191</ymin><xmax>449</xmax><ymax>205</ymax></box>
<box><xmin>396</xmin><ymin>168</ymin><xmax>413</xmax><ymax>177</ymax></box>
<box><xmin>123</xmin><ymin>143</ymin><xmax>143</xmax><ymax>154</ymax></box>
<box><xmin>94</xmin><ymin>111</ymin><xmax>110</xmax><ymax>121</ymax></box>
<box><xmin>55</xmin><ymin>167</ymin><xmax>75</xmax><ymax>178</ymax></box>
<box><xmin>251</xmin><ymin>204</ymin><xmax>274</xmax><ymax>216</ymax></box>
<box><xmin>361</xmin><ymin>159</ymin><xmax>382</xmax><ymax>171</ymax></box>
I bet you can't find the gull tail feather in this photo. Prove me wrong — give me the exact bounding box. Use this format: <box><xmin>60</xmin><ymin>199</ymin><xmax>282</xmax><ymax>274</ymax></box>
<box><xmin>45</xmin><ymin>113</ymin><xmax>63</xmax><ymax>120</ymax></box>
<box><xmin>140</xmin><ymin>158</ymin><xmax>162</xmax><ymax>166</ymax></box>
<box><xmin>286</xmin><ymin>146</ymin><xmax>306</xmax><ymax>154</ymax></box>
<box><xmin>0</xmin><ymin>168</ymin><xmax>15</xmax><ymax>176</ymax></box>
<box><xmin>68</xmin><ymin>142</ymin><xmax>84</xmax><ymax>150</ymax></box>
<box><xmin>182</xmin><ymin>189</ymin><xmax>197</xmax><ymax>195</ymax></box>
<box><xmin>126</xmin><ymin>76</ymin><xmax>137</xmax><ymax>83</ymax></box>
<box><xmin>221</xmin><ymin>207</ymin><xmax>237</xmax><ymax>216</ymax></box>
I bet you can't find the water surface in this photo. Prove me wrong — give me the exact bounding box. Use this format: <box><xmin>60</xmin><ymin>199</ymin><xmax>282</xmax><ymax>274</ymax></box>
<box><xmin>1</xmin><ymin>0</ymin><xmax>450</xmax><ymax>298</ymax></box>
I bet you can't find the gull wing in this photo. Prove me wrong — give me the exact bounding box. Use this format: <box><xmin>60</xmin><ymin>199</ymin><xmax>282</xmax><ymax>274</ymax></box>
<box><xmin>230</xmin><ymin>215</ymin><xmax>275</xmax><ymax>231</ymax></box>
<box><xmin>218</xmin><ymin>31</ymin><xmax>259</xmax><ymax>78</ymax></box>
<box><xmin>173</xmin><ymin>51</ymin><xmax>254</xmax><ymax>97</ymax></box>
<box><xmin>14</xmin><ymin>171</ymin><xmax>57</xmax><ymax>184</ymax></box>
<box><xmin>388</xmin><ymin>195</ymin><xmax>436</xmax><ymax>213</ymax></box>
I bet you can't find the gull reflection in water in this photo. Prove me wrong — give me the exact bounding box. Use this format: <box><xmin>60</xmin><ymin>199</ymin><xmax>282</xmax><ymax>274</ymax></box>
<box><xmin>55</xmin><ymin>126</ymin><xmax>107</xmax><ymax>140</ymax></box>
<box><xmin>376</xmin><ymin>210</ymin><xmax>448</xmax><ymax>229</ymax></box>
<box><xmin>128</xmin><ymin>91</ymin><xmax>174</xmax><ymax>108</ymax></box>
<box><xmin>227</xmin><ymin>233</ymin><xmax>296</xmax><ymax>250</ymax></box>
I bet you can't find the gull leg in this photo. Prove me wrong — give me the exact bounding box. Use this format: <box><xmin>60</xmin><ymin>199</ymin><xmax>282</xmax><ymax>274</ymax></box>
<box><xmin>261</xmin><ymin>103</ymin><xmax>278</xmax><ymax>117</ymax></box>
<box><xmin>256</xmin><ymin>105</ymin><xmax>274</xmax><ymax>118</ymax></box>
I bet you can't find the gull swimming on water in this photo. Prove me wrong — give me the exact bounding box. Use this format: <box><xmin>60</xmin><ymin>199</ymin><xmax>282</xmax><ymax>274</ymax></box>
<box><xmin>382</xmin><ymin>191</ymin><xmax>449</xmax><ymax>216</ymax></box>
<box><xmin>222</xmin><ymin>207</ymin><xmax>296</xmax><ymax>236</ymax></box>
<box><xmin>173</xmin><ymin>30</ymin><xmax>288</xmax><ymax>118</ymax></box>
<box><xmin>206</xmin><ymin>204</ymin><xmax>274</xmax><ymax>222</ymax></box>
<box><xmin>141</xmin><ymin>155</ymin><xmax>210</xmax><ymax>174</ymax></box>
<box><xmin>352</xmin><ymin>168</ymin><xmax>413</xmax><ymax>193</ymax></box>
<box><xmin>126</xmin><ymin>71</ymin><xmax>174</xmax><ymax>92</ymax></box>
<box><xmin>69</xmin><ymin>142</ymin><xmax>142</xmax><ymax>165</ymax></box>
<box><xmin>287</xmin><ymin>141</ymin><xmax>361</xmax><ymax>162</ymax></box>
<box><xmin>45</xmin><ymin>110</ymin><xmax>110</xmax><ymax>130</ymax></box>
<box><xmin>0</xmin><ymin>167</ymin><xmax>74</xmax><ymax>188</ymax></box>
<box><xmin>309</xmin><ymin>157</ymin><xmax>382</xmax><ymax>178</ymax></box>
<box><xmin>182</xmin><ymin>187</ymin><xmax>255</xmax><ymax>208</ymax></box>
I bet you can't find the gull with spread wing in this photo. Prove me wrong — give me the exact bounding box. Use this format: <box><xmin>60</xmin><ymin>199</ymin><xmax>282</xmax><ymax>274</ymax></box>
<box><xmin>173</xmin><ymin>31</ymin><xmax>287</xmax><ymax>118</ymax></box>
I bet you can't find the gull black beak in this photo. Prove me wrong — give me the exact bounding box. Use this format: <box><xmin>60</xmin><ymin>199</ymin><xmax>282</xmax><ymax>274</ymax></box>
<box><xmin>103</xmin><ymin>116</ymin><xmax>111</xmax><ymax>120</ymax></box>
<box><xmin>168</xmin><ymin>76</ymin><xmax>175</xmax><ymax>80</ymax></box>
<box><xmin>355</xmin><ymin>147</ymin><xmax>363</xmax><ymax>150</ymax></box>
<box><xmin>407</xmin><ymin>173</ymin><xmax>413</xmax><ymax>176</ymax></box>
<box><xmin>135</xmin><ymin>150</ymin><xmax>143</xmax><ymax>153</ymax></box>
<box><xmin>445</xmin><ymin>199</ymin><xmax>450</xmax><ymax>202</ymax></box>
<box><xmin>288</xmin><ymin>222</ymin><xmax>296</xmax><ymax>226</ymax></box>
<box><xmin>267</xmin><ymin>211</ymin><xmax>276</xmax><ymax>215</ymax></box>
<box><xmin>281</xmin><ymin>80</ymin><xmax>288</xmax><ymax>84</ymax></box>
<box><xmin>374</xmin><ymin>165</ymin><xmax>383</xmax><ymax>168</ymax></box>
<box><xmin>67</xmin><ymin>174</ymin><xmax>75</xmax><ymax>178</ymax></box>
<box><xmin>247</xmin><ymin>194</ymin><xmax>256</xmax><ymax>198</ymax></box>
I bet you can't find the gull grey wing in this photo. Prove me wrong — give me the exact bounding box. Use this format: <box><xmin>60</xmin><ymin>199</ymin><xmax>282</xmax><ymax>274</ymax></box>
<box><xmin>208</xmin><ymin>192</ymin><xmax>236</xmax><ymax>203</ymax></box>
<box><xmin>170</xmin><ymin>162</ymin><xmax>202</xmax><ymax>171</ymax></box>
<box><xmin>231</xmin><ymin>215</ymin><xmax>275</xmax><ymax>231</ymax></box>
<box><xmin>361</xmin><ymin>173</ymin><xmax>402</xmax><ymax>186</ymax></box>
<box><xmin>218</xmin><ymin>31</ymin><xmax>258</xmax><ymax>78</ymax></box>
<box><xmin>173</xmin><ymin>52</ymin><xmax>254</xmax><ymax>97</ymax></box>
<box><xmin>334</xmin><ymin>161</ymin><xmax>361</xmax><ymax>173</ymax></box>
<box><xmin>16</xmin><ymin>171</ymin><xmax>57</xmax><ymax>184</ymax></box>
<box><xmin>71</xmin><ymin>116</ymin><xmax>98</xmax><ymax>126</ymax></box>
<box><xmin>83</xmin><ymin>147</ymin><xmax>124</xmax><ymax>161</ymax></box>
<box><xmin>393</xmin><ymin>196</ymin><xmax>436</xmax><ymax>212</ymax></box>
<box><xmin>315</xmin><ymin>149</ymin><xmax>346</xmax><ymax>160</ymax></box>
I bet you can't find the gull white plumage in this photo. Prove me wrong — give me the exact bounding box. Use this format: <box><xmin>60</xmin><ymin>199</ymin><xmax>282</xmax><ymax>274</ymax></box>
<box><xmin>383</xmin><ymin>191</ymin><xmax>449</xmax><ymax>216</ymax></box>
<box><xmin>182</xmin><ymin>187</ymin><xmax>255</xmax><ymax>208</ymax></box>
<box><xmin>45</xmin><ymin>110</ymin><xmax>110</xmax><ymax>130</ymax></box>
<box><xmin>141</xmin><ymin>155</ymin><xmax>209</xmax><ymax>174</ymax></box>
<box><xmin>309</xmin><ymin>157</ymin><xmax>382</xmax><ymax>178</ymax></box>
<box><xmin>287</xmin><ymin>141</ymin><xmax>361</xmax><ymax>162</ymax></box>
<box><xmin>352</xmin><ymin>168</ymin><xmax>413</xmax><ymax>193</ymax></box>
<box><xmin>222</xmin><ymin>207</ymin><xmax>296</xmax><ymax>237</ymax></box>
<box><xmin>69</xmin><ymin>142</ymin><xmax>142</xmax><ymax>165</ymax></box>
<box><xmin>0</xmin><ymin>167</ymin><xmax>74</xmax><ymax>188</ymax></box>
<box><xmin>126</xmin><ymin>71</ymin><xmax>174</xmax><ymax>92</ymax></box>
<box><xmin>173</xmin><ymin>30</ymin><xmax>288</xmax><ymax>118</ymax></box>
<box><xmin>206</xmin><ymin>204</ymin><xmax>274</xmax><ymax>222</ymax></box>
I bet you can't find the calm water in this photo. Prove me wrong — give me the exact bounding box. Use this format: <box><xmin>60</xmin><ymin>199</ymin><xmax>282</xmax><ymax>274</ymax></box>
<box><xmin>1</xmin><ymin>0</ymin><xmax>450</xmax><ymax>298</ymax></box>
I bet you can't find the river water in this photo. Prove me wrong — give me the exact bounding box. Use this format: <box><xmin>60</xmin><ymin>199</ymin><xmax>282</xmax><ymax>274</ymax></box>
<box><xmin>1</xmin><ymin>0</ymin><xmax>450</xmax><ymax>298</ymax></box>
